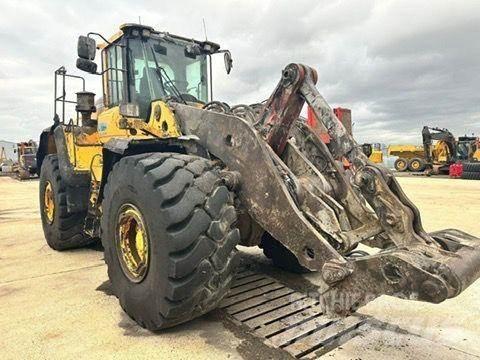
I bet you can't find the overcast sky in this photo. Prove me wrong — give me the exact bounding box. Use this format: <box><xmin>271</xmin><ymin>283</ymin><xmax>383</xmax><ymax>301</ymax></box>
<box><xmin>0</xmin><ymin>0</ymin><xmax>479</xmax><ymax>144</ymax></box>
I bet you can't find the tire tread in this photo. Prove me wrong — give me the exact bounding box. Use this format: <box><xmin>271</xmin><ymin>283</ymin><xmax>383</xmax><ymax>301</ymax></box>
<box><xmin>39</xmin><ymin>155</ymin><xmax>95</xmax><ymax>250</ymax></box>
<box><xmin>101</xmin><ymin>152</ymin><xmax>240</xmax><ymax>330</ymax></box>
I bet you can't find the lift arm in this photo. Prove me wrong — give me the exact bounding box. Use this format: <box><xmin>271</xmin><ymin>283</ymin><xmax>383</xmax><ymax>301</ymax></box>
<box><xmin>256</xmin><ymin>63</ymin><xmax>480</xmax><ymax>311</ymax></box>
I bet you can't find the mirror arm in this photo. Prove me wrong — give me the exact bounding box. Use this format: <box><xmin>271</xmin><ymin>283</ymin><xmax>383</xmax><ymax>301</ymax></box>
<box><xmin>87</xmin><ymin>32</ymin><xmax>112</xmax><ymax>45</ymax></box>
<box><xmin>95</xmin><ymin>67</ymin><xmax>127</xmax><ymax>76</ymax></box>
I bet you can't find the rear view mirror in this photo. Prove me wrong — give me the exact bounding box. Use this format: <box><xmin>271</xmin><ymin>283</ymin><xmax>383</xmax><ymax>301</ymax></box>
<box><xmin>76</xmin><ymin>58</ymin><xmax>98</xmax><ymax>74</ymax></box>
<box><xmin>224</xmin><ymin>51</ymin><xmax>233</xmax><ymax>74</ymax></box>
<box><xmin>78</xmin><ymin>36</ymin><xmax>96</xmax><ymax>60</ymax></box>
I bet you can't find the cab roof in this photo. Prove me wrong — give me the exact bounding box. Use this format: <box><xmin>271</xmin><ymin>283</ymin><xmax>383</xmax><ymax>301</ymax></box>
<box><xmin>98</xmin><ymin>23</ymin><xmax>221</xmax><ymax>54</ymax></box>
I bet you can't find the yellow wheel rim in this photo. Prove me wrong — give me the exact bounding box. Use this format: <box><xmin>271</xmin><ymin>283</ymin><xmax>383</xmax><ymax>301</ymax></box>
<box><xmin>116</xmin><ymin>204</ymin><xmax>149</xmax><ymax>282</ymax></box>
<box><xmin>397</xmin><ymin>160</ymin><xmax>406</xmax><ymax>170</ymax></box>
<box><xmin>44</xmin><ymin>181</ymin><xmax>55</xmax><ymax>224</ymax></box>
<box><xmin>411</xmin><ymin>161</ymin><xmax>420</xmax><ymax>170</ymax></box>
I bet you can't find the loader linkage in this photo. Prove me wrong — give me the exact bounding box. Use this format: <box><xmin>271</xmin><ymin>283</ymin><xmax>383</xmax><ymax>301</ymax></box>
<box><xmin>173</xmin><ymin>63</ymin><xmax>480</xmax><ymax>313</ymax></box>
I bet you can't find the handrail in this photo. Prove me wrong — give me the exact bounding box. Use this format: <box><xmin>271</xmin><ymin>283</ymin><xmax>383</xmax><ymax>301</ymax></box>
<box><xmin>53</xmin><ymin>66</ymin><xmax>86</xmax><ymax>124</ymax></box>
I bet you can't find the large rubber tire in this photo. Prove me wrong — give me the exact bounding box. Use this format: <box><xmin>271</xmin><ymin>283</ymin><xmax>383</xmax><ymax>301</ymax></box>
<box><xmin>101</xmin><ymin>153</ymin><xmax>240</xmax><ymax>330</ymax></box>
<box><xmin>408</xmin><ymin>157</ymin><xmax>426</xmax><ymax>172</ymax></box>
<box><xmin>260</xmin><ymin>232</ymin><xmax>309</xmax><ymax>273</ymax></box>
<box><xmin>461</xmin><ymin>171</ymin><xmax>480</xmax><ymax>180</ymax></box>
<box><xmin>463</xmin><ymin>162</ymin><xmax>480</xmax><ymax>173</ymax></box>
<box><xmin>39</xmin><ymin>154</ymin><xmax>95</xmax><ymax>250</ymax></box>
<box><xmin>394</xmin><ymin>158</ymin><xmax>408</xmax><ymax>172</ymax></box>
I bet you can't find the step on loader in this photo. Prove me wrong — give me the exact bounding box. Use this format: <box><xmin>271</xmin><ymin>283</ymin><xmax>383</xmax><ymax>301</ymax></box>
<box><xmin>37</xmin><ymin>24</ymin><xmax>480</xmax><ymax>330</ymax></box>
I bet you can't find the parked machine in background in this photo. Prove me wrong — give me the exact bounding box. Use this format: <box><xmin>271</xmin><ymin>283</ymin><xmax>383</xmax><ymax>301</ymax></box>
<box><xmin>15</xmin><ymin>141</ymin><xmax>38</xmax><ymax>179</ymax></box>
<box><xmin>389</xmin><ymin>127</ymin><xmax>479</xmax><ymax>174</ymax></box>
<box><xmin>457</xmin><ymin>135</ymin><xmax>480</xmax><ymax>179</ymax></box>
<box><xmin>457</xmin><ymin>135</ymin><xmax>480</xmax><ymax>162</ymax></box>
<box><xmin>388</xmin><ymin>144</ymin><xmax>425</xmax><ymax>172</ymax></box>
<box><xmin>0</xmin><ymin>147</ymin><xmax>14</xmax><ymax>174</ymax></box>
<box><xmin>361</xmin><ymin>143</ymin><xmax>383</xmax><ymax>164</ymax></box>
<box><xmin>421</xmin><ymin>126</ymin><xmax>457</xmax><ymax>174</ymax></box>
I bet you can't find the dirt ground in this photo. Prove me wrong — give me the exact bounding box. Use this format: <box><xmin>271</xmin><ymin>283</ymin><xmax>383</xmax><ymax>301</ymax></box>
<box><xmin>0</xmin><ymin>175</ymin><xmax>479</xmax><ymax>359</ymax></box>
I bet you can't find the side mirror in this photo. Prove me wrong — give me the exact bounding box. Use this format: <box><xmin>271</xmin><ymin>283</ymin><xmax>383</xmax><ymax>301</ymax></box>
<box><xmin>76</xmin><ymin>58</ymin><xmax>98</xmax><ymax>74</ymax></box>
<box><xmin>78</xmin><ymin>36</ymin><xmax>96</xmax><ymax>60</ymax></box>
<box><xmin>224</xmin><ymin>51</ymin><xmax>233</xmax><ymax>74</ymax></box>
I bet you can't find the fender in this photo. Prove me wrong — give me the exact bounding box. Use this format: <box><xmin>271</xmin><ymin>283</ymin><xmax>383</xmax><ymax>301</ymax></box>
<box><xmin>36</xmin><ymin>124</ymin><xmax>57</xmax><ymax>175</ymax></box>
<box><xmin>53</xmin><ymin>126</ymin><xmax>90</xmax><ymax>187</ymax></box>
<box><xmin>97</xmin><ymin>135</ymin><xmax>208</xmax><ymax>203</ymax></box>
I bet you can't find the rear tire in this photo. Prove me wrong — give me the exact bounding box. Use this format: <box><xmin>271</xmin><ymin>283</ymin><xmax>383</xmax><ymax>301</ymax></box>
<box><xmin>408</xmin><ymin>157</ymin><xmax>426</xmax><ymax>172</ymax></box>
<box><xmin>261</xmin><ymin>233</ymin><xmax>309</xmax><ymax>273</ymax></box>
<box><xmin>39</xmin><ymin>154</ymin><xmax>95</xmax><ymax>250</ymax></box>
<box><xmin>394</xmin><ymin>158</ymin><xmax>408</xmax><ymax>172</ymax></box>
<box><xmin>101</xmin><ymin>153</ymin><xmax>240</xmax><ymax>330</ymax></box>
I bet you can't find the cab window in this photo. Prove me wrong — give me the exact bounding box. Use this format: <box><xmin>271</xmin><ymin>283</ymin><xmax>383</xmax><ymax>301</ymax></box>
<box><xmin>105</xmin><ymin>44</ymin><xmax>124</xmax><ymax>106</ymax></box>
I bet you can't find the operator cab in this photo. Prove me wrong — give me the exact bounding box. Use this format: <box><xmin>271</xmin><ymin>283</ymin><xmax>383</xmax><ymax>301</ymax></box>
<box><xmin>76</xmin><ymin>24</ymin><xmax>233</xmax><ymax>119</ymax></box>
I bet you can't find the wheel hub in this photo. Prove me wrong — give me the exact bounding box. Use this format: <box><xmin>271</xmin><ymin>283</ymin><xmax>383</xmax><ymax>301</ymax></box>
<box><xmin>397</xmin><ymin>160</ymin><xmax>406</xmax><ymax>170</ymax></box>
<box><xmin>116</xmin><ymin>204</ymin><xmax>149</xmax><ymax>282</ymax></box>
<box><xmin>44</xmin><ymin>181</ymin><xmax>55</xmax><ymax>224</ymax></box>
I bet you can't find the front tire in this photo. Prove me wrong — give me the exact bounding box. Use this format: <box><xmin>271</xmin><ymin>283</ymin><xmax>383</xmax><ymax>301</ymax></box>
<box><xmin>101</xmin><ymin>153</ymin><xmax>240</xmax><ymax>330</ymax></box>
<box><xmin>39</xmin><ymin>154</ymin><xmax>95</xmax><ymax>250</ymax></box>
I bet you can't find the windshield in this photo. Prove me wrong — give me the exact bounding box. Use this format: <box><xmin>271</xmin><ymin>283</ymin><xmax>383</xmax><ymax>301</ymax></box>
<box><xmin>128</xmin><ymin>37</ymin><xmax>208</xmax><ymax>118</ymax></box>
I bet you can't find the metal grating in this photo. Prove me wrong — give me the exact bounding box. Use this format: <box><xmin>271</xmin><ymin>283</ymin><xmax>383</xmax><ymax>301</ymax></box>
<box><xmin>221</xmin><ymin>269</ymin><xmax>367</xmax><ymax>359</ymax></box>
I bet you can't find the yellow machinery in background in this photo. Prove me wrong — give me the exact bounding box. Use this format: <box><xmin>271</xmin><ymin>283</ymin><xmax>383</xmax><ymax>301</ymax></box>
<box><xmin>361</xmin><ymin>143</ymin><xmax>384</xmax><ymax>164</ymax></box>
<box><xmin>388</xmin><ymin>127</ymin><xmax>479</xmax><ymax>173</ymax></box>
<box><xmin>369</xmin><ymin>143</ymin><xmax>383</xmax><ymax>164</ymax></box>
<box><xmin>387</xmin><ymin>144</ymin><xmax>425</xmax><ymax>171</ymax></box>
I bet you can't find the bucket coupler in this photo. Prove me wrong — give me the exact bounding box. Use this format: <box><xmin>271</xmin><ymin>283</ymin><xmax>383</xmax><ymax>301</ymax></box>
<box><xmin>172</xmin><ymin>63</ymin><xmax>480</xmax><ymax>313</ymax></box>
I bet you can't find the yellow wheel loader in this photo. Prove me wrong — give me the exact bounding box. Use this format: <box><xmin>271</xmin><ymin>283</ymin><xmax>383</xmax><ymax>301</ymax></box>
<box><xmin>37</xmin><ymin>24</ymin><xmax>480</xmax><ymax>330</ymax></box>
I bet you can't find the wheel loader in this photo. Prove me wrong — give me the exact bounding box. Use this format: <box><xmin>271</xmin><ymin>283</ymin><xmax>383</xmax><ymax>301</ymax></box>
<box><xmin>37</xmin><ymin>24</ymin><xmax>480</xmax><ymax>330</ymax></box>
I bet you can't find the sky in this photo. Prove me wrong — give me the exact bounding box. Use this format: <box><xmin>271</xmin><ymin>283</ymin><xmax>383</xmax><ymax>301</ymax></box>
<box><xmin>0</xmin><ymin>0</ymin><xmax>479</xmax><ymax>144</ymax></box>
